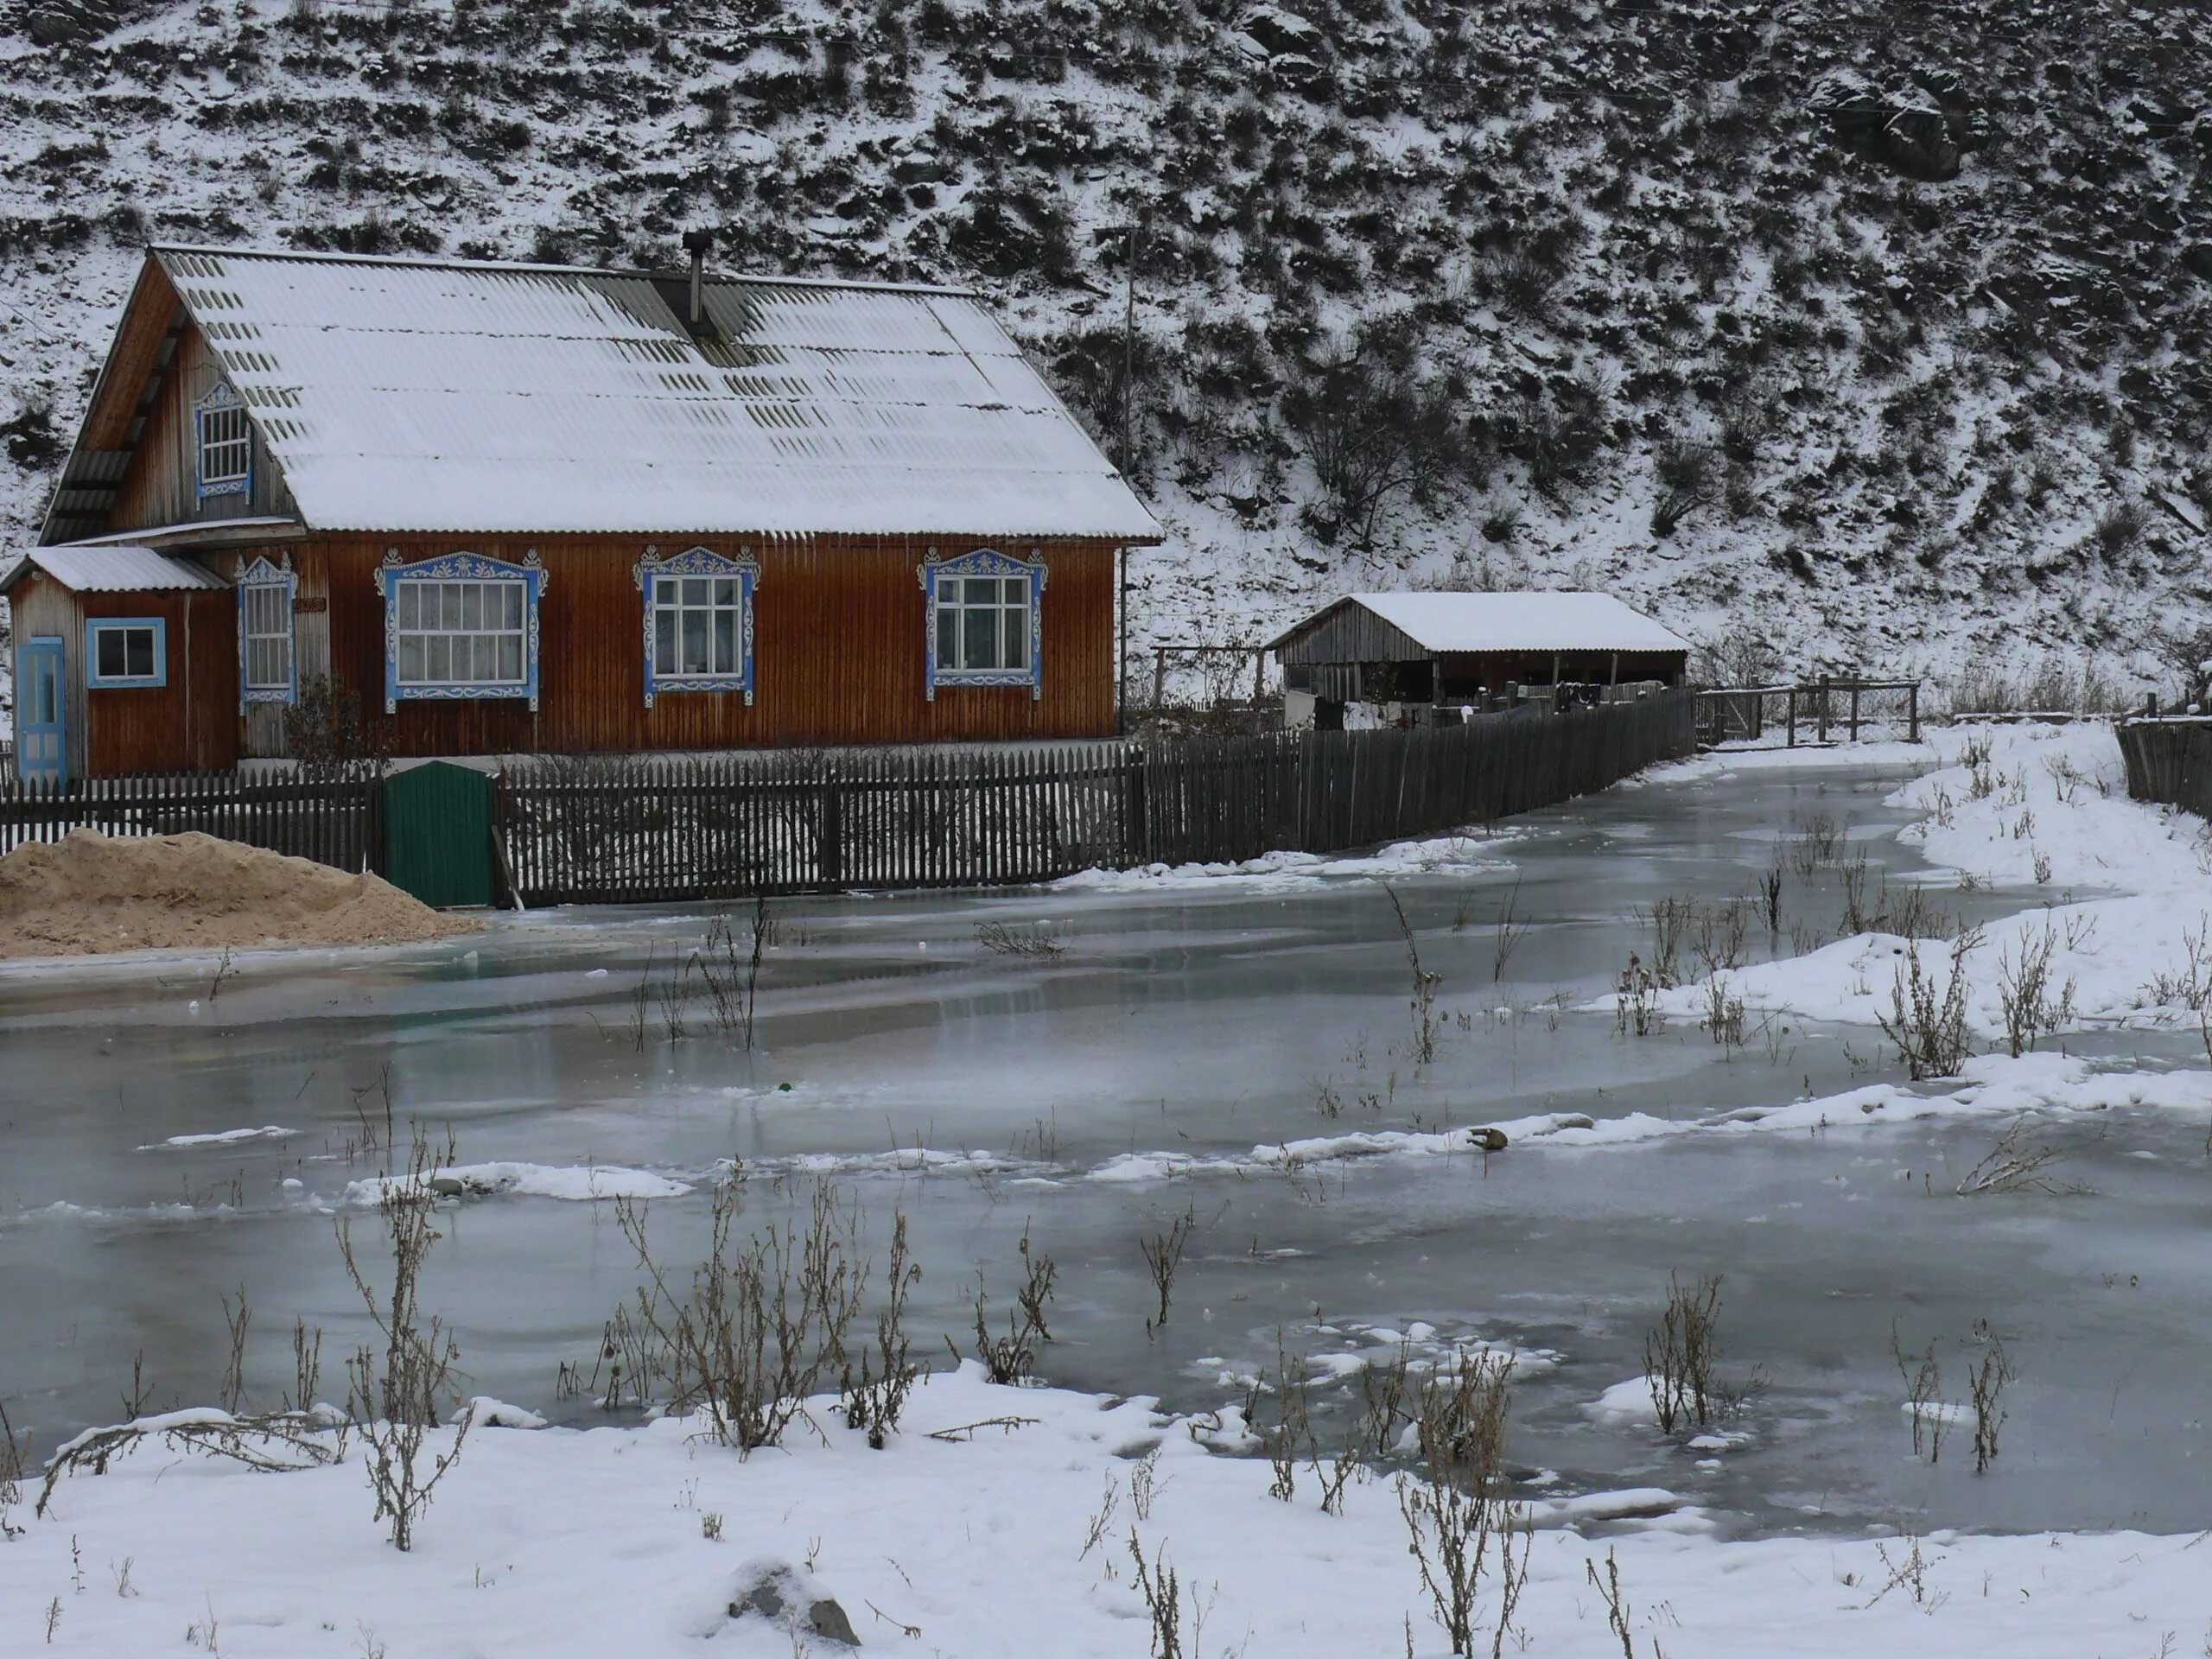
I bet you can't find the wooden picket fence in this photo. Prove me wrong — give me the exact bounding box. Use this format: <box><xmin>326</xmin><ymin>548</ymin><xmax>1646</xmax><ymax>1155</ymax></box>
<box><xmin>0</xmin><ymin>768</ymin><xmax>380</xmax><ymax>870</ymax></box>
<box><xmin>2118</xmin><ymin>717</ymin><xmax>2212</xmax><ymax>821</ymax></box>
<box><xmin>0</xmin><ymin>691</ymin><xmax>1694</xmax><ymax>906</ymax></box>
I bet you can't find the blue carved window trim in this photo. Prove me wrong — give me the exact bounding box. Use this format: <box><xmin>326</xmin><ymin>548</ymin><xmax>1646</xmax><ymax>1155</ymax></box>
<box><xmin>632</xmin><ymin>544</ymin><xmax>760</xmax><ymax>709</ymax></box>
<box><xmin>373</xmin><ymin>549</ymin><xmax>545</xmax><ymax>715</ymax></box>
<box><xmin>237</xmin><ymin>553</ymin><xmax>297</xmax><ymax>710</ymax></box>
<box><xmin>918</xmin><ymin>547</ymin><xmax>1046</xmax><ymax>702</ymax></box>
<box><xmin>85</xmin><ymin>617</ymin><xmax>168</xmax><ymax>689</ymax></box>
<box><xmin>195</xmin><ymin>382</ymin><xmax>252</xmax><ymax>501</ymax></box>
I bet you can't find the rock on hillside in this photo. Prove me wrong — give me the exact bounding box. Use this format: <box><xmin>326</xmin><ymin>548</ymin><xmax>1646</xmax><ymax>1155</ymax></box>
<box><xmin>0</xmin><ymin>0</ymin><xmax>2205</xmax><ymax>694</ymax></box>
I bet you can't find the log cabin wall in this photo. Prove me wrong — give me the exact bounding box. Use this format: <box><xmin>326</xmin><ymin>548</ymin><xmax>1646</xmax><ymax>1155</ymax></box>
<box><xmin>247</xmin><ymin>531</ymin><xmax>1116</xmax><ymax>758</ymax></box>
<box><xmin>79</xmin><ymin>588</ymin><xmax>239</xmax><ymax>775</ymax></box>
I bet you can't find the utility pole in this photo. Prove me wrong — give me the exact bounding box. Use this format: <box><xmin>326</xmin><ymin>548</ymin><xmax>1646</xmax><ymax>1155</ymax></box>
<box><xmin>1117</xmin><ymin>213</ymin><xmax>1143</xmax><ymax>737</ymax></box>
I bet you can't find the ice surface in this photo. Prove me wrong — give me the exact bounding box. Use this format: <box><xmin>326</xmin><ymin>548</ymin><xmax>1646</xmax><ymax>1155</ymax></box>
<box><xmin>3</xmin><ymin>725</ymin><xmax>2209</xmax><ymax>1559</ymax></box>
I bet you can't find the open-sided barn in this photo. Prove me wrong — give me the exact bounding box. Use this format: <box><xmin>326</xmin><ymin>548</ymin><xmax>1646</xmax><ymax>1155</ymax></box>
<box><xmin>1267</xmin><ymin>591</ymin><xmax>1690</xmax><ymax>725</ymax></box>
<box><xmin>5</xmin><ymin>243</ymin><xmax>1159</xmax><ymax>782</ymax></box>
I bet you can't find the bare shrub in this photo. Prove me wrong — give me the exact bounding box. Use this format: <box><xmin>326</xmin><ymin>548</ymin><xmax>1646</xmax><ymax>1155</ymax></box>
<box><xmin>338</xmin><ymin>1128</ymin><xmax>469</xmax><ymax>1551</ymax></box>
<box><xmin>1585</xmin><ymin>1548</ymin><xmax>1638</xmax><ymax>1659</ymax></box>
<box><xmin>1637</xmin><ymin>896</ymin><xmax>1693</xmax><ymax>987</ymax></box>
<box><xmin>0</xmin><ymin>1397</ymin><xmax>29</xmax><ymax>1514</ymax></box>
<box><xmin>1643</xmin><ymin>1272</ymin><xmax>1756</xmax><ymax>1435</ymax></box>
<box><xmin>287</xmin><ymin>1318</ymin><xmax>325</xmax><ymax>1414</ymax></box>
<box><xmin>1967</xmin><ymin>1319</ymin><xmax>2015</xmax><ymax>1474</ymax></box>
<box><xmin>841</xmin><ymin>1211</ymin><xmax>923</xmax><ymax>1448</ymax></box>
<box><xmin>1876</xmin><ymin>929</ymin><xmax>1982</xmax><ymax>1079</ymax></box>
<box><xmin>612</xmin><ymin>1179</ymin><xmax>865</xmax><ymax>1452</ymax></box>
<box><xmin>1385</xmin><ymin>885</ymin><xmax>1444</xmax><ymax>1063</ymax></box>
<box><xmin>1651</xmin><ymin>437</ymin><xmax>1719</xmax><ymax>537</ymax></box>
<box><xmin>1395</xmin><ymin>1351</ymin><xmax>1530</xmax><ymax>1658</ymax></box>
<box><xmin>1955</xmin><ymin>1117</ymin><xmax>2087</xmax><ymax>1197</ymax></box>
<box><xmin>1128</xmin><ymin>1530</ymin><xmax>1184</xmax><ymax>1659</ymax></box>
<box><xmin>1614</xmin><ymin>956</ymin><xmax>1662</xmax><ymax>1037</ymax></box>
<box><xmin>1891</xmin><ymin>1320</ymin><xmax>1949</xmax><ymax>1464</ymax></box>
<box><xmin>689</xmin><ymin>893</ymin><xmax>771</xmax><ymax>1048</ymax></box>
<box><xmin>1788</xmin><ymin>811</ymin><xmax>1841</xmax><ymax>877</ymax></box>
<box><xmin>1700</xmin><ymin>976</ymin><xmax>1746</xmax><ymax>1050</ymax></box>
<box><xmin>955</xmin><ymin>1223</ymin><xmax>1056</xmax><ymax>1385</ymax></box>
<box><xmin>218</xmin><ymin>1285</ymin><xmax>251</xmax><ymax>1415</ymax></box>
<box><xmin>1690</xmin><ymin>896</ymin><xmax>1749</xmax><ymax>976</ymax></box>
<box><xmin>1255</xmin><ymin>1331</ymin><xmax>1314</xmax><ymax>1503</ymax></box>
<box><xmin>1489</xmin><ymin>880</ymin><xmax>1529</xmax><ymax>982</ymax></box>
<box><xmin>1758</xmin><ymin>861</ymin><xmax>1783</xmax><ymax>932</ymax></box>
<box><xmin>1140</xmin><ymin>1205</ymin><xmax>1196</xmax><ymax>1332</ymax></box>
<box><xmin>35</xmin><ymin>1409</ymin><xmax>342</xmax><ymax>1519</ymax></box>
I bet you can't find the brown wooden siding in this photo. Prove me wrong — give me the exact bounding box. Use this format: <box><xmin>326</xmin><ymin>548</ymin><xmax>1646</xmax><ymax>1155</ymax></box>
<box><xmin>81</xmin><ymin>588</ymin><xmax>238</xmax><ymax>776</ymax></box>
<box><xmin>1273</xmin><ymin>601</ymin><xmax>1426</xmax><ymax>666</ymax></box>
<box><xmin>243</xmin><ymin>531</ymin><xmax>1117</xmax><ymax>759</ymax></box>
<box><xmin>108</xmin><ymin>322</ymin><xmax>296</xmax><ymax>533</ymax></box>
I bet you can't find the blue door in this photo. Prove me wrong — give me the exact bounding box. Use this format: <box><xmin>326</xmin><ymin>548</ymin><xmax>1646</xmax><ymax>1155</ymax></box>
<box><xmin>17</xmin><ymin>636</ymin><xmax>65</xmax><ymax>782</ymax></box>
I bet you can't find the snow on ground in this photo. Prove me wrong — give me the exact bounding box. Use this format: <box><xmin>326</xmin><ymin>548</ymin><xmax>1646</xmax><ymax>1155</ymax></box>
<box><xmin>342</xmin><ymin>1162</ymin><xmax>690</xmax><ymax>1205</ymax></box>
<box><xmin>3</xmin><ymin>1363</ymin><xmax>2206</xmax><ymax>1658</ymax></box>
<box><xmin>134</xmin><ymin>1126</ymin><xmax>296</xmax><ymax>1152</ymax></box>
<box><xmin>1654</xmin><ymin>723</ymin><xmax>2212</xmax><ymax>1035</ymax></box>
<box><xmin>1053</xmin><ymin>829</ymin><xmax>1523</xmax><ymax>893</ymax></box>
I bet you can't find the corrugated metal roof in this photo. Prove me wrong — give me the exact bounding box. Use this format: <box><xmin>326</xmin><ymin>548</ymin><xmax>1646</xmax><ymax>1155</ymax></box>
<box><xmin>149</xmin><ymin>246</ymin><xmax>1160</xmax><ymax>542</ymax></box>
<box><xmin>1269</xmin><ymin>592</ymin><xmax>1693</xmax><ymax>654</ymax></box>
<box><xmin>0</xmin><ymin>545</ymin><xmax>228</xmax><ymax>594</ymax></box>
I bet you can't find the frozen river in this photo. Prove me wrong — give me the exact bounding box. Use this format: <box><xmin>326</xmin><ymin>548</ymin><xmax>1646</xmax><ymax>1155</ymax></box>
<box><xmin>4</xmin><ymin>743</ymin><xmax>2209</xmax><ymax>1540</ymax></box>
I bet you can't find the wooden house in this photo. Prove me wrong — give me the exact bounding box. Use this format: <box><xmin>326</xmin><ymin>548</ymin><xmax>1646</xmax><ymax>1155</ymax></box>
<box><xmin>1267</xmin><ymin>592</ymin><xmax>1689</xmax><ymax>726</ymax></box>
<box><xmin>5</xmin><ymin>244</ymin><xmax>1159</xmax><ymax>782</ymax></box>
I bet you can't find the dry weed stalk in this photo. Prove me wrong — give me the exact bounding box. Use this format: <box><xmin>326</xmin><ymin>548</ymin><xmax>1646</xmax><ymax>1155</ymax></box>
<box><xmin>1877</xmin><ymin>928</ymin><xmax>1982</xmax><ymax>1079</ymax></box>
<box><xmin>1955</xmin><ymin>1117</ymin><xmax>2088</xmax><ymax>1197</ymax></box>
<box><xmin>1385</xmin><ymin>885</ymin><xmax>1444</xmax><ymax>1064</ymax></box>
<box><xmin>338</xmin><ymin>1126</ymin><xmax>468</xmax><ymax>1550</ymax></box>
<box><xmin>1141</xmin><ymin>1205</ymin><xmax>1197</xmax><ymax>1332</ymax></box>
<box><xmin>1643</xmin><ymin>1272</ymin><xmax>1756</xmax><ymax>1435</ymax></box>
<box><xmin>840</xmin><ymin>1210</ymin><xmax>923</xmax><ymax>1448</ymax></box>
<box><xmin>1395</xmin><ymin>1350</ymin><xmax>1530</xmax><ymax>1658</ymax></box>
<box><xmin>612</xmin><ymin>1179</ymin><xmax>865</xmax><ymax>1452</ymax></box>
<box><xmin>955</xmin><ymin>1222</ymin><xmax>1057</xmax><ymax>1384</ymax></box>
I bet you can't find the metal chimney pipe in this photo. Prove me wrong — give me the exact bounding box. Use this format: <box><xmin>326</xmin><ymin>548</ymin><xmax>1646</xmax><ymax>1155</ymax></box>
<box><xmin>682</xmin><ymin>228</ymin><xmax>714</xmax><ymax>327</ymax></box>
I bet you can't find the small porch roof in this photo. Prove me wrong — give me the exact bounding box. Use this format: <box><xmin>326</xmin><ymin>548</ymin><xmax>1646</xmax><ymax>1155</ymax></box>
<box><xmin>0</xmin><ymin>544</ymin><xmax>228</xmax><ymax>596</ymax></box>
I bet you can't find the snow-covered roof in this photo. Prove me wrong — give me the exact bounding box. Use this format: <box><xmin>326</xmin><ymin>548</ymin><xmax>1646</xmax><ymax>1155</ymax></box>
<box><xmin>1268</xmin><ymin>592</ymin><xmax>1692</xmax><ymax>654</ymax></box>
<box><xmin>0</xmin><ymin>544</ymin><xmax>226</xmax><ymax>594</ymax></box>
<box><xmin>143</xmin><ymin>245</ymin><xmax>1160</xmax><ymax>541</ymax></box>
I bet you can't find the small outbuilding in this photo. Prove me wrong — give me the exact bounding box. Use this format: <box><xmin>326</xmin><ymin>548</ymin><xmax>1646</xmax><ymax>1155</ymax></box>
<box><xmin>1266</xmin><ymin>591</ymin><xmax>1690</xmax><ymax>728</ymax></box>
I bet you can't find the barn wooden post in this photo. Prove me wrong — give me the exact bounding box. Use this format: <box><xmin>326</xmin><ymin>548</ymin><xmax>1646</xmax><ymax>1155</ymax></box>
<box><xmin>1816</xmin><ymin>673</ymin><xmax>1830</xmax><ymax>743</ymax></box>
<box><xmin>1849</xmin><ymin>681</ymin><xmax>1860</xmax><ymax>742</ymax></box>
<box><xmin>1908</xmin><ymin>681</ymin><xmax>1921</xmax><ymax>743</ymax></box>
<box><xmin>1786</xmin><ymin>687</ymin><xmax>1796</xmax><ymax>747</ymax></box>
<box><xmin>1152</xmin><ymin>647</ymin><xmax>1166</xmax><ymax>710</ymax></box>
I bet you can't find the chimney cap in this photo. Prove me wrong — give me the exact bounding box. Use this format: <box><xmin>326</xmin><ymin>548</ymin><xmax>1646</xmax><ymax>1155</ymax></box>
<box><xmin>682</xmin><ymin>227</ymin><xmax>715</xmax><ymax>257</ymax></box>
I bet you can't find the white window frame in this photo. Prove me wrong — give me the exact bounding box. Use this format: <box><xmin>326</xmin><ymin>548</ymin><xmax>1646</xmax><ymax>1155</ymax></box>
<box><xmin>237</xmin><ymin>554</ymin><xmax>296</xmax><ymax>709</ymax></box>
<box><xmin>195</xmin><ymin>382</ymin><xmax>251</xmax><ymax>500</ymax></box>
<box><xmin>919</xmin><ymin>547</ymin><xmax>1046</xmax><ymax>700</ymax></box>
<box><xmin>632</xmin><ymin>545</ymin><xmax>760</xmax><ymax>708</ymax></box>
<box><xmin>373</xmin><ymin>550</ymin><xmax>546</xmax><ymax>713</ymax></box>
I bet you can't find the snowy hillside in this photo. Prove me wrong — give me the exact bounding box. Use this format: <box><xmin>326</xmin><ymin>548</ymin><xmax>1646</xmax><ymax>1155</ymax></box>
<box><xmin>1</xmin><ymin>0</ymin><xmax>2207</xmax><ymax>690</ymax></box>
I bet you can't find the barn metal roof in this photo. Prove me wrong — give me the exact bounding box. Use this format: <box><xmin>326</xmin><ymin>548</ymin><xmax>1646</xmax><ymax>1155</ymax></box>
<box><xmin>0</xmin><ymin>544</ymin><xmax>227</xmax><ymax>594</ymax></box>
<box><xmin>1268</xmin><ymin>592</ymin><xmax>1692</xmax><ymax>655</ymax></box>
<box><xmin>145</xmin><ymin>245</ymin><xmax>1160</xmax><ymax>542</ymax></box>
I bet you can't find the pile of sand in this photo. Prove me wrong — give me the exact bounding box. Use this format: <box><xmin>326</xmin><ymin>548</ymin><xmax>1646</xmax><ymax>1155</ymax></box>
<box><xmin>0</xmin><ymin>830</ymin><xmax>477</xmax><ymax>960</ymax></box>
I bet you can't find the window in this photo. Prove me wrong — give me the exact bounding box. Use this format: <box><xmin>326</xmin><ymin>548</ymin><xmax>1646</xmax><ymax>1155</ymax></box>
<box><xmin>634</xmin><ymin>547</ymin><xmax>758</xmax><ymax>706</ymax></box>
<box><xmin>374</xmin><ymin>550</ymin><xmax>545</xmax><ymax>713</ymax></box>
<box><xmin>85</xmin><ymin>618</ymin><xmax>167</xmax><ymax>688</ymax></box>
<box><xmin>196</xmin><ymin>384</ymin><xmax>251</xmax><ymax>499</ymax></box>
<box><xmin>920</xmin><ymin>549</ymin><xmax>1045</xmax><ymax>699</ymax></box>
<box><xmin>237</xmin><ymin>555</ymin><xmax>296</xmax><ymax>707</ymax></box>
<box><xmin>396</xmin><ymin>579</ymin><xmax>526</xmax><ymax>686</ymax></box>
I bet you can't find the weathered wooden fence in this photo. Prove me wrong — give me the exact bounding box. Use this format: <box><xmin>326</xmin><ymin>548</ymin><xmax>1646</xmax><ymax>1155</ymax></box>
<box><xmin>1694</xmin><ymin>677</ymin><xmax>1921</xmax><ymax>747</ymax></box>
<box><xmin>2118</xmin><ymin>718</ymin><xmax>2212</xmax><ymax>820</ymax></box>
<box><xmin>0</xmin><ymin>769</ymin><xmax>381</xmax><ymax>869</ymax></box>
<box><xmin>0</xmin><ymin>691</ymin><xmax>1694</xmax><ymax>906</ymax></box>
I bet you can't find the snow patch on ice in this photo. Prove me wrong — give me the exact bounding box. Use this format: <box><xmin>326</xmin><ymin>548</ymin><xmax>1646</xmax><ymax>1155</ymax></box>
<box><xmin>136</xmin><ymin>1125</ymin><xmax>296</xmax><ymax>1151</ymax></box>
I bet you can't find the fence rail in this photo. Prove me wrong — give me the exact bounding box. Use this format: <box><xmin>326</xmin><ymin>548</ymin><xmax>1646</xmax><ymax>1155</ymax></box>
<box><xmin>0</xmin><ymin>691</ymin><xmax>1694</xmax><ymax>907</ymax></box>
<box><xmin>1695</xmin><ymin>677</ymin><xmax>1920</xmax><ymax>747</ymax></box>
<box><xmin>2118</xmin><ymin>718</ymin><xmax>2212</xmax><ymax>821</ymax></box>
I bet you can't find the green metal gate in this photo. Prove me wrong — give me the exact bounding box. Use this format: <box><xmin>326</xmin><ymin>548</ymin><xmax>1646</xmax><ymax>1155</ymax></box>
<box><xmin>382</xmin><ymin>762</ymin><xmax>495</xmax><ymax>908</ymax></box>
